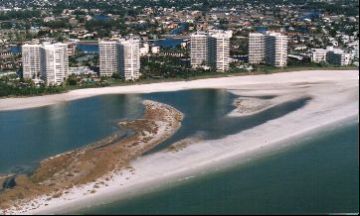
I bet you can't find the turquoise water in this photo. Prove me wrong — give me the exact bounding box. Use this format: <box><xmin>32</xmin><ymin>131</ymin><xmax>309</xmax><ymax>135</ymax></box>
<box><xmin>78</xmin><ymin>121</ymin><xmax>359</xmax><ymax>214</ymax></box>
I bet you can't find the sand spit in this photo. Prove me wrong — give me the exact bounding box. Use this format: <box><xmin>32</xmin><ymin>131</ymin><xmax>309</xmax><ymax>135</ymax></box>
<box><xmin>0</xmin><ymin>70</ymin><xmax>358</xmax><ymax>215</ymax></box>
<box><xmin>0</xmin><ymin>100</ymin><xmax>183</xmax><ymax>214</ymax></box>
<box><xmin>228</xmin><ymin>92</ymin><xmax>313</xmax><ymax>117</ymax></box>
<box><xmin>0</xmin><ymin>70</ymin><xmax>357</xmax><ymax>112</ymax></box>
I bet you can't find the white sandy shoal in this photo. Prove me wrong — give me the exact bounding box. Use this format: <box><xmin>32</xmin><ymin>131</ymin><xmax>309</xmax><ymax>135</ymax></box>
<box><xmin>0</xmin><ymin>70</ymin><xmax>358</xmax><ymax>111</ymax></box>
<box><xmin>0</xmin><ymin>70</ymin><xmax>359</xmax><ymax>215</ymax></box>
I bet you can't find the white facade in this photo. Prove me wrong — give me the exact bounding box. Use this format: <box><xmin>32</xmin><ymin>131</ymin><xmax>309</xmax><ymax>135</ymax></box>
<box><xmin>119</xmin><ymin>38</ymin><xmax>141</xmax><ymax>80</ymax></box>
<box><xmin>69</xmin><ymin>66</ymin><xmax>97</xmax><ymax>75</ymax></box>
<box><xmin>140</xmin><ymin>43</ymin><xmax>150</xmax><ymax>56</ymax></box>
<box><xmin>311</xmin><ymin>46</ymin><xmax>353</xmax><ymax>66</ymax></box>
<box><xmin>151</xmin><ymin>46</ymin><xmax>160</xmax><ymax>54</ymax></box>
<box><xmin>41</xmin><ymin>43</ymin><xmax>69</xmax><ymax>85</ymax></box>
<box><xmin>350</xmin><ymin>41</ymin><xmax>359</xmax><ymax>60</ymax></box>
<box><xmin>265</xmin><ymin>32</ymin><xmax>288</xmax><ymax>67</ymax></box>
<box><xmin>190</xmin><ymin>31</ymin><xmax>208</xmax><ymax>68</ymax></box>
<box><xmin>208</xmin><ymin>30</ymin><xmax>232</xmax><ymax>72</ymax></box>
<box><xmin>22</xmin><ymin>43</ymin><xmax>68</xmax><ymax>85</ymax></box>
<box><xmin>248</xmin><ymin>32</ymin><xmax>288</xmax><ymax>67</ymax></box>
<box><xmin>248</xmin><ymin>33</ymin><xmax>265</xmax><ymax>64</ymax></box>
<box><xmin>99</xmin><ymin>40</ymin><xmax>119</xmax><ymax>77</ymax></box>
<box><xmin>190</xmin><ymin>30</ymin><xmax>232</xmax><ymax>72</ymax></box>
<box><xmin>311</xmin><ymin>48</ymin><xmax>327</xmax><ymax>63</ymax></box>
<box><xmin>22</xmin><ymin>44</ymin><xmax>41</xmax><ymax>79</ymax></box>
<box><xmin>99</xmin><ymin>38</ymin><xmax>141</xmax><ymax>80</ymax></box>
<box><xmin>326</xmin><ymin>47</ymin><xmax>352</xmax><ymax>66</ymax></box>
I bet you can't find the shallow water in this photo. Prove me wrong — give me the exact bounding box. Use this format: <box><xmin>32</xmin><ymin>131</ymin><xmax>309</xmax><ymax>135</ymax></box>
<box><xmin>0</xmin><ymin>89</ymin><xmax>358</xmax><ymax>214</ymax></box>
<box><xmin>0</xmin><ymin>94</ymin><xmax>144</xmax><ymax>174</ymax></box>
<box><xmin>78</xmin><ymin>120</ymin><xmax>359</xmax><ymax>214</ymax></box>
<box><xmin>0</xmin><ymin>89</ymin><xmax>308</xmax><ymax>174</ymax></box>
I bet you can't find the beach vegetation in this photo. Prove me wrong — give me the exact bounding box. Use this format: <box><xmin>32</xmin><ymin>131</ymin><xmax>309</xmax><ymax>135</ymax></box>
<box><xmin>0</xmin><ymin>61</ymin><xmax>356</xmax><ymax>98</ymax></box>
<box><xmin>0</xmin><ymin>75</ymin><xmax>66</xmax><ymax>97</ymax></box>
<box><xmin>66</xmin><ymin>74</ymin><xmax>78</xmax><ymax>86</ymax></box>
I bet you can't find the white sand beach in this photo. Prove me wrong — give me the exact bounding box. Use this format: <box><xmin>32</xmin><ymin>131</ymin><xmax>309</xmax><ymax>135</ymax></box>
<box><xmin>0</xmin><ymin>70</ymin><xmax>358</xmax><ymax>111</ymax></box>
<box><xmin>0</xmin><ymin>70</ymin><xmax>358</xmax><ymax>214</ymax></box>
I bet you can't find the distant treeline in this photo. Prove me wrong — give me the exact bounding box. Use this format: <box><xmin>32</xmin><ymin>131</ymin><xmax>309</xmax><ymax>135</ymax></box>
<box><xmin>0</xmin><ymin>0</ymin><xmax>358</xmax><ymax>17</ymax></box>
<box><xmin>0</xmin><ymin>10</ymin><xmax>41</xmax><ymax>21</ymax></box>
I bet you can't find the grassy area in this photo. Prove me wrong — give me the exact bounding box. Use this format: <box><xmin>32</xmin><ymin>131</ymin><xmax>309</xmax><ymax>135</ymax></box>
<box><xmin>0</xmin><ymin>101</ymin><xmax>183</xmax><ymax>210</ymax></box>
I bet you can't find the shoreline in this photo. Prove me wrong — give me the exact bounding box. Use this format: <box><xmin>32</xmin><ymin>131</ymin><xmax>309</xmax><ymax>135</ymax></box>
<box><xmin>0</xmin><ymin>70</ymin><xmax>357</xmax><ymax>112</ymax></box>
<box><xmin>0</xmin><ymin>69</ymin><xmax>358</xmax><ymax>214</ymax></box>
<box><xmin>0</xmin><ymin>100</ymin><xmax>184</xmax><ymax>213</ymax></box>
<box><xmin>15</xmin><ymin>110</ymin><xmax>359</xmax><ymax>215</ymax></box>
<box><xmin>77</xmin><ymin>115</ymin><xmax>360</xmax><ymax>214</ymax></box>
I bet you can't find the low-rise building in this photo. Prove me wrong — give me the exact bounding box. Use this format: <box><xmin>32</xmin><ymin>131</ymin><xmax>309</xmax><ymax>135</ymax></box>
<box><xmin>326</xmin><ymin>47</ymin><xmax>352</xmax><ymax>66</ymax></box>
<box><xmin>151</xmin><ymin>46</ymin><xmax>160</xmax><ymax>54</ymax></box>
<box><xmin>140</xmin><ymin>43</ymin><xmax>150</xmax><ymax>56</ymax></box>
<box><xmin>311</xmin><ymin>48</ymin><xmax>327</xmax><ymax>63</ymax></box>
<box><xmin>311</xmin><ymin>46</ymin><xmax>353</xmax><ymax>66</ymax></box>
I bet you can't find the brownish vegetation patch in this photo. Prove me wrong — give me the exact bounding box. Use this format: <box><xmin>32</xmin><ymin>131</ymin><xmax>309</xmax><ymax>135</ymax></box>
<box><xmin>166</xmin><ymin>137</ymin><xmax>203</xmax><ymax>153</ymax></box>
<box><xmin>0</xmin><ymin>100</ymin><xmax>183</xmax><ymax>211</ymax></box>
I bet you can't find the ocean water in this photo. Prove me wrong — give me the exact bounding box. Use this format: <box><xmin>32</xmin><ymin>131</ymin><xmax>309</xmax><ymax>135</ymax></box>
<box><xmin>78</xmin><ymin>120</ymin><xmax>359</xmax><ymax>214</ymax></box>
<box><xmin>0</xmin><ymin>89</ymin><xmax>358</xmax><ymax>214</ymax></box>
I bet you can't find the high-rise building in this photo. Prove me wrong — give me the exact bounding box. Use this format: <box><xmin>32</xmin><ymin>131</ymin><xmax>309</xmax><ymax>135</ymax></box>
<box><xmin>22</xmin><ymin>42</ymin><xmax>68</xmax><ymax>85</ymax></box>
<box><xmin>99</xmin><ymin>38</ymin><xmax>141</xmax><ymax>80</ymax></box>
<box><xmin>208</xmin><ymin>30</ymin><xmax>232</xmax><ymax>72</ymax></box>
<box><xmin>41</xmin><ymin>43</ymin><xmax>69</xmax><ymax>85</ymax></box>
<box><xmin>190</xmin><ymin>30</ymin><xmax>232</xmax><ymax>72</ymax></box>
<box><xmin>99</xmin><ymin>40</ymin><xmax>119</xmax><ymax>77</ymax></box>
<box><xmin>190</xmin><ymin>31</ymin><xmax>208</xmax><ymax>68</ymax></box>
<box><xmin>22</xmin><ymin>44</ymin><xmax>41</xmax><ymax>79</ymax></box>
<box><xmin>248</xmin><ymin>33</ymin><xmax>265</xmax><ymax>64</ymax></box>
<box><xmin>265</xmin><ymin>32</ymin><xmax>288</xmax><ymax>67</ymax></box>
<box><xmin>248</xmin><ymin>32</ymin><xmax>288</xmax><ymax>67</ymax></box>
<box><xmin>119</xmin><ymin>38</ymin><xmax>141</xmax><ymax>80</ymax></box>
